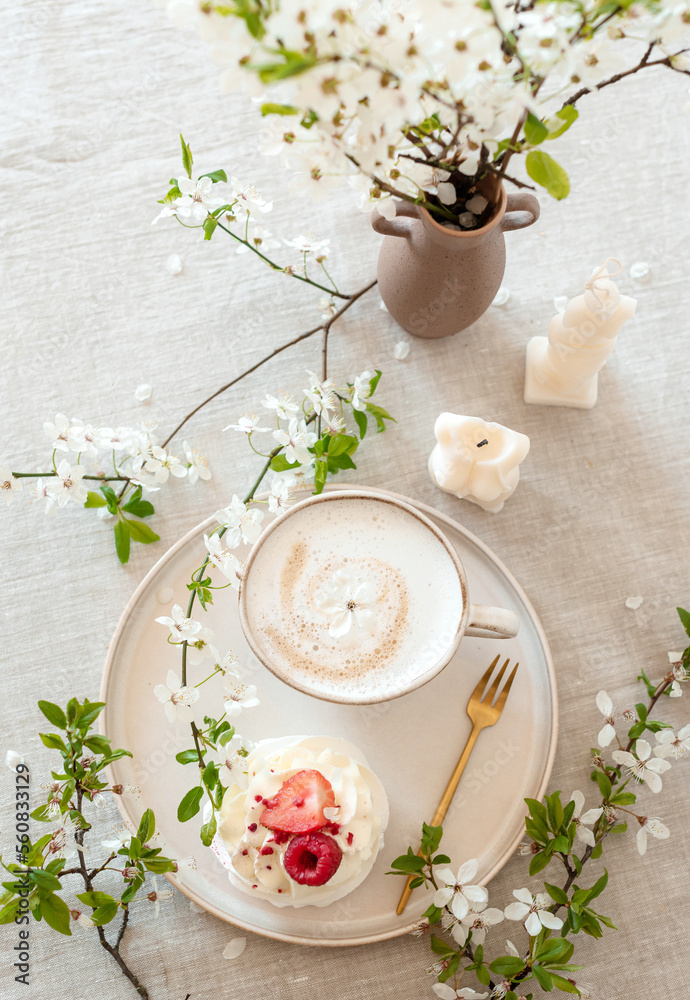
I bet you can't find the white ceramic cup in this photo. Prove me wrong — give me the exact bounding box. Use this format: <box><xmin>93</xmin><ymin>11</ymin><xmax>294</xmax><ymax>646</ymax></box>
<box><xmin>238</xmin><ymin>490</ymin><xmax>519</xmax><ymax>705</ymax></box>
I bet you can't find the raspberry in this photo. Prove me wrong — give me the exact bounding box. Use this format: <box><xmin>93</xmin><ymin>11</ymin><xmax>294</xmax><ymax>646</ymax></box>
<box><xmin>283</xmin><ymin>833</ymin><xmax>342</xmax><ymax>887</ymax></box>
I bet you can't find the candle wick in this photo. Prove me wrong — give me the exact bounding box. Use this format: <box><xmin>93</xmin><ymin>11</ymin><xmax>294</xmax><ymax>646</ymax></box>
<box><xmin>477</xmin><ymin>439</ymin><xmax>489</xmax><ymax>448</ymax></box>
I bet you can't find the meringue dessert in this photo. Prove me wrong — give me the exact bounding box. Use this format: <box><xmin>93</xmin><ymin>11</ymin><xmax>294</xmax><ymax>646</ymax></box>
<box><xmin>211</xmin><ymin>735</ymin><xmax>389</xmax><ymax>907</ymax></box>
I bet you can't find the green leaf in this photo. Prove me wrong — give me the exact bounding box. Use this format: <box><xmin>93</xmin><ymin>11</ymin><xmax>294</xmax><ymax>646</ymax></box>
<box><xmin>524</xmin><ymin>111</ymin><xmax>549</xmax><ymax>145</ymax></box>
<box><xmin>125</xmin><ymin>519</ymin><xmax>160</xmax><ymax>545</ymax></box>
<box><xmin>545</xmin><ymin>791</ymin><xmax>565</xmax><ymax>832</ymax></box>
<box><xmin>353</xmin><ymin>407</ymin><xmax>367</xmax><ymax>439</ymax></box>
<box><xmin>260</xmin><ymin>102</ymin><xmax>299</xmax><ymax>116</ymax></box>
<box><xmin>38</xmin><ymin>701</ymin><xmax>67</xmax><ymax>730</ymax></box>
<box><xmin>122</xmin><ymin>498</ymin><xmax>155</xmax><ymax>518</ymax></box>
<box><xmin>489</xmin><ymin>956</ymin><xmax>526</xmax><ymax>976</ymax></box>
<box><xmin>525</xmin><ymin>817</ymin><xmax>549</xmax><ymax>844</ymax></box>
<box><xmin>548</xmin><ymin>973</ymin><xmax>580</xmax><ymax>993</ymax></box>
<box><xmin>364</xmin><ymin>401</ymin><xmax>395</xmax><ymax>433</ymax></box>
<box><xmin>30</xmin><ymin>804</ymin><xmax>51</xmax><ymax>822</ymax></box>
<box><xmin>40</xmin><ymin>732</ymin><xmax>67</xmax><ymax>752</ymax></box>
<box><xmin>525</xmin><ymin>797</ymin><xmax>548</xmax><ymax>822</ymax></box>
<box><xmin>545</xmin><ymin>105</ymin><xmax>579</xmax><ymax>140</ymax></box>
<box><xmin>0</xmin><ymin>898</ymin><xmax>21</xmax><ymax>924</ymax></box>
<box><xmin>590</xmin><ymin>843</ymin><xmax>603</xmax><ymax>859</ymax></box>
<box><xmin>532</xmin><ymin>964</ymin><xmax>554</xmax><ymax>990</ymax></box>
<box><xmin>141</xmin><ymin>857</ymin><xmax>176</xmax><ymax>874</ymax></box>
<box><xmin>417</xmin><ymin>905</ymin><xmax>439</xmax><ymax>926</ymax></box>
<box><xmin>635</xmin><ymin>702</ymin><xmax>648</xmax><ymax>722</ymax></box>
<box><xmin>475</xmin><ymin>964</ymin><xmax>491</xmax><ymax>987</ymax></box>
<box><xmin>114</xmin><ymin>520</ymin><xmax>131</xmax><ymax>564</ymax></box>
<box><xmin>200</xmin><ymin>813</ymin><xmax>217</xmax><ymax>847</ymax></box>
<box><xmin>637</xmin><ymin>667</ymin><xmax>657</xmax><ymax>699</ymax></box>
<box><xmin>137</xmin><ymin>809</ymin><xmax>155</xmax><ymax>846</ymax></box>
<box><xmin>432</xmin><ymin>854</ymin><xmax>450</xmax><ymax>866</ymax></box>
<box><xmin>91</xmin><ymin>901</ymin><xmax>119</xmax><ymax>926</ymax></box>
<box><xmin>83</xmin><ymin>735</ymin><xmax>111</xmax><ymax>756</ymax></box>
<box><xmin>251</xmin><ymin>49</ymin><xmax>318</xmax><ymax>84</ymax></box>
<box><xmin>538</xmin><ymin>938</ymin><xmax>574</xmax><ymax>965</ymax></box>
<box><xmin>585</xmin><ymin>869</ymin><xmax>608</xmax><ymax>902</ymax></box>
<box><xmin>76</xmin><ymin>890</ymin><xmax>114</xmax><ymax>908</ymax></box>
<box><xmin>202</xmin><ymin>761</ymin><xmax>219</xmax><ymax>791</ymax></box>
<box><xmin>389</xmin><ymin>854</ymin><xmax>425</xmax><ymax>874</ymax></box>
<box><xmin>85</xmin><ymin>490</ymin><xmax>107</xmax><ymax>508</ymax></box>
<box><xmin>595</xmin><ymin>771</ymin><xmax>612</xmax><ymax>799</ymax></box>
<box><xmin>78</xmin><ymin>699</ymin><xmax>106</xmax><ymax>728</ymax></box>
<box><xmin>313</xmin><ymin>459</ymin><xmax>328</xmax><ymax>495</ymax></box>
<box><xmin>180</xmin><ymin>133</ymin><xmax>193</xmax><ymax>179</ymax></box>
<box><xmin>529</xmin><ymin>850</ymin><xmax>552</xmax><ymax>876</ymax></box>
<box><xmin>120</xmin><ymin>875</ymin><xmax>144</xmax><ymax>904</ymax></box>
<box><xmin>178</xmin><ymin>786</ymin><xmax>204</xmax><ymax>823</ymax></box>
<box><xmin>420</xmin><ymin>823</ymin><xmax>443</xmax><ymax>856</ymax></box>
<box><xmin>270</xmin><ymin>454</ymin><xmax>301</xmax><ymax>472</ymax></box>
<box><xmin>29</xmin><ymin>870</ymin><xmax>62</xmax><ymax>892</ymax></box>
<box><xmin>627</xmin><ymin>721</ymin><xmax>645</xmax><ymax>741</ymax></box>
<box><xmin>199</xmin><ymin>169</ymin><xmax>227</xmax><ymax>183</ymax></box>
<box><xmin>677</xmin><ymin>607</ymin><xmax>690</xmax><ymax>637</ymax></box>
<box><xmin>176</xmin><ymin>749</ymin><xmax>201</xmax><ymax>766</ymax></box>
<box><xmin>544</xmin><ymin>882</ymin><xmax>569</xmax><ymax>905</ymax></box>
<box><xmin>203</xmin><ymin>215</ymin><xmax>218</xmax><ymax>240</ymax></box>
<box><xmin>40</xmin><ymin>892</ymin><xmax>72</xmax><ymax>936</ymax></box>
<box><xmin>437</xmin><ymin>953</ymin><xmax>461</xmax><ymax>983</ymax></box>
<box><xmin>525</xmin><ymin>150</ymin><xmax>570</xmax><ymax>200</ymax></box>
<box><xmin>551</xmin><ymin>835</ymin><xmax>569</xmax><ymax>853</ymax></box>
<box><xmin>610</xmin><ymin>791</ymin><xmax>636</xmax><ymax>805</ymax></box>
<box><xmin>430</xmin><ymin>934</ymin><xmax>455</xmax><ymax>957</ymax></box>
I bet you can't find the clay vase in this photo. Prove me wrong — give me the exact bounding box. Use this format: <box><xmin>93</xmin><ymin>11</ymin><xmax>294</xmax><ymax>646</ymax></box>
<box><xmin>371</xmin><ymin>188</ymin><xmax>540</xmax><ymax>339</ymax></box>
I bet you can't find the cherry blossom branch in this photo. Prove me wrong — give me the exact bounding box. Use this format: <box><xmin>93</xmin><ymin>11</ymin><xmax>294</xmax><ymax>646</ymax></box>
<box><xmin>562</xmin><ymin>44</ymin><xmax>690</xmax><ymax>107</ymax></box>
<box><xmin>212</xmin><ymin>217</ymin><xmax>350</xmax><ymax>299</ymax></box>
<box><xmin>10</xmin><ymin>472</ymin><xmax>131</xmax><ymax>482</ymax></box>
<box><xmin>161</xmin><ymin>278</ymin><xmax>377</xmax><ymax>449</ymax></box>
<box><xmin>74</xmin><ymin>788</ymin><xmax>150</xmax><ymax>1000</ymax></box>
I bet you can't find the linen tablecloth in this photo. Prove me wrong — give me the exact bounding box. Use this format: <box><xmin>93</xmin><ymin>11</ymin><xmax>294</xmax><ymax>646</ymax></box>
<box><xmin>2</xmin><ymin>3</ymin><xmax>689</xmax><ymax>998</ymax></box>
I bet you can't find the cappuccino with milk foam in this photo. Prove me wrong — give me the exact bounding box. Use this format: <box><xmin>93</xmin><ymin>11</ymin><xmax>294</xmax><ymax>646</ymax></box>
<box><xmin>242</xmin><ymin>495</ymin><xmax>464</xmax><ymax>701</ymax></box>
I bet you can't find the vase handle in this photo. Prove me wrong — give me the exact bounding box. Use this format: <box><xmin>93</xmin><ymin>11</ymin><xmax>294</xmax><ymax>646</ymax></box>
<box><xmin>501</xmin><ymin>192</ymin><xmax>540</xmax><ymax>233</ymax></box>
<box><xmin>371</xmin><ymin>201</ymin><xmax>419</xmax><ymax>239</ymax></box>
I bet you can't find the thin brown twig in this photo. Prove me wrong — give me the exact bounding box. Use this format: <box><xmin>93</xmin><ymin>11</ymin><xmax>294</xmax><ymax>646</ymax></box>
<box><xmin>562</xmin><ymin>45</ymin><xmax>689</xmax><ymax>107</ymax></box>
<box><xmin>161</xmin><ymin>279</ymin><xmax>377</xmax><ymax>449</ymax></box>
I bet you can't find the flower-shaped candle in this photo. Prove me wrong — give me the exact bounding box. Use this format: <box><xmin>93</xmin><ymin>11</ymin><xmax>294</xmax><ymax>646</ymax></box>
<box><xmin>428</xmin><ymin>413</ymin><xmax>530</xmax><ymax>513</ymax></box>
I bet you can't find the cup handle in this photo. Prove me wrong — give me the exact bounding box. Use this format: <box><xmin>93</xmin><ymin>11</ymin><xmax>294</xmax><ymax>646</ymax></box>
<box><xmin>500</xmin><ymin>192</ymin><xmax>540</xmax><ymax>233</ymax></box>
<box><xmin>466</xmin><ymin>605</ymin><xmax>519</xmax><ymax>639</ymax></box>
<box><xmin>370</xmin><ymin>201</ymin><xmax>419</xmax><ymax>239</ymax></box>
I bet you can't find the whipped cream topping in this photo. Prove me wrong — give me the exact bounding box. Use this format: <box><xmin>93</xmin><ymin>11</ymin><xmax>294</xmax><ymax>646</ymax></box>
<box><xmin>213</xmin><ymin>735</ymin><xmax>389</xmax><ymax>908</ymax></box>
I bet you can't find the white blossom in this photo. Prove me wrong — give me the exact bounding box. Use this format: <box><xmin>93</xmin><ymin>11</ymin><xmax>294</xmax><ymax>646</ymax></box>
<box><xmin>261</xmin><ymin>392</ymin><xmax>299</xmax><ymax>421</ymax></box>
<box><xmin>432</xmin><ymin>859</ymin><xmax>488</xmax><ymax>921</ymax></box>
<box><xmin>636</xmin><ymin>817</ymin><xmax>670</xmax><ymax>856</ymax></box>
<box><xmin>204</xmin><ymin>533</ymin><xmax>243</xmax><ymax>586</ymax></box>
<box><xmin>612</xmin><ymin>739</ymin><xmax>671</xmax><ymax>794</ymax></box>
<box><xmin>47</xmin><ymin>461</ymin><xmax>88</xmax><ymax>507</ymax></box>
<box><xmin>654</xmin><ymin>724</ymin><xmax>690</xmax><ymax>760</ymax></box>
<box><xmin>145</xmin><ymin>446</ymin><xmax>187</xmax><ymax>483</ymax></box>
<box><xmin>153</xmin><ymin>669</ymin><xmax>200</xmax><ymax>723</ymax></box>
<box><xmin>303</xmin><ymin>371</ymin><xmax>337</xmax><ymax>416</ymax></box>
<box><xmin>147</xmin><ymin>875</ymin><xmax>175</xmax><ymax>917</ymax></box>
<box><xmin>215</xmin><ymin>494</ymin><xmax>264</xmax><ymax>547</ymax></box>
<box><xmin>350</xmin><ymin>370</ymin><xmax>375</xmax><ymax>411</ymax></box>
<box><xmin>223</xmin><ymin>673</ymin><xmax>260</xmax><ymax>718</ymax></box>
<box><xmin>176</xmin><ymin>176</ymin><xmax>225</xmax><ymax>222</ymax></box>
<box><xmin>267</xmin><ymin>476</ymin><xmax>293</xmax><ymax>516</ymax></box>
<box><xmin>183</xmin><ymin>441</ymin><xmax>212</xmax><ymax>484</ymax></box>
<box><xmin>433</xmin><ymin>985</ymin><xmax>488</xmax><ymax>1000</ymax></box>
<box><xmin>569</xmin><ymin>790</ymin><xmax>603</xmax><ymax>848</ymax></box>
<box><xmin>504</xmin><ymin>888</ymin><xmax>563</xmax><ymax>936</ymax></box>
<box><xmin>315</xmin><ymin>569</ymin><xmax>377</xmax><ymax>639</ymax></box>
<box><xmin>5</xmin><ymin>750</ymin><xmax>24</xmax><ymax>771</ymax></box>
<box><xmin>230</xmin><ymin>177</ymin><xmax>272</xmax><ymax>214</ymax></box>
<box><xmin>43</xmin><ymin>413</ymin><xmax>74</xmax><ymax>451</ymax></box>
<box><xmin>595</xmin><ymin>690</ymin><xmax>618</xmax><ymax>747</ymax></box>
<box><xmin>284</xmin><ymin>233</ymin><xmax>330</xmax><ymax>255</ymax></box>
<box><xmin>454</xmin><ymin>901</ymin><xmax>504</xmax><ymax>945</ymax></box>
<box><xmin>155</xmin><ymin>603</ymin><xmax>203</xmax><ymax>642</ymax></box>
<box><xmin>272</xmin><ymin>417</ymin><xmax>317</xmax><ymax>465</ymax></box>
<box><xmin>224</xmin><ymin>414</ymin><xmax>271</xmax><ymax>435</ymax></box>
<box><xmin>0</xmin><ymin>466</ymin><xmax>22</xmax><ymax>505</ymax></box>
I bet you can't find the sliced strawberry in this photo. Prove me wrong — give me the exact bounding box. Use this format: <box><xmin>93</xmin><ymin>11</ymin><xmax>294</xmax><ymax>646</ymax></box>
<box><xmin>283</xmin><ymin>832</ymin><xmax>342</xmax><ymax>886</ymax></box>
<box><xmin>259</xmin><ymin>769</ymin><xmax>336</xmax><ymax>834</ymax></box>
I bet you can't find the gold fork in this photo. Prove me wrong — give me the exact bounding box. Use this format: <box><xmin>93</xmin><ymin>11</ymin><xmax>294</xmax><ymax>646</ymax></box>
<box><xmin>396</xmin><ymin>654</ymin><xmax>519</xmax><ymax>915</ymax></box>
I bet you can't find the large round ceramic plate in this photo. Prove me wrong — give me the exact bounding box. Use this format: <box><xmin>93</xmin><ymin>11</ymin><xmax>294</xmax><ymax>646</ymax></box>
<box><xmin>100</xmin><ymin>484</ymin><xmax>557</xmax><ymax>946</ymax></box>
